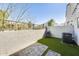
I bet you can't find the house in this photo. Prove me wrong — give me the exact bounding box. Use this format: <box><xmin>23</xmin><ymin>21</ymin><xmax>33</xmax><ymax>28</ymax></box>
<box><xmin>0</xmin><ymin>20</ymin><xmax>29</xmax><ymax>31</ymax></box>
<box><xmin>44</xmin><ymin>3</ymin><xmax>79</xmax><ymax>46</ymax></box>
<box><xmin>66</xmin><ymin>3</ymin><xmax>79</xmax><ymax>45</ymax></box>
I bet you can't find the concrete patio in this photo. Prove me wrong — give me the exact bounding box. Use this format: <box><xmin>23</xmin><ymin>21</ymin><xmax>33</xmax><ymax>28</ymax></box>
<box><xmin>0</xmin><ymin>29</ymin><xmax>45</xmax><ymax>56</ymax></box>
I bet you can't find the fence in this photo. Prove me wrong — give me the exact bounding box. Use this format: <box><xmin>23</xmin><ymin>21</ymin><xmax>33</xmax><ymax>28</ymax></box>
<box><xmin>47</xmin><ymin>25</ymin><xmax>74</xmax><ymax>38</ymax></box>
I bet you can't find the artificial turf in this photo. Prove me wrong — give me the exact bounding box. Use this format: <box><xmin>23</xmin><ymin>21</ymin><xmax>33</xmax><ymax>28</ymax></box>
<box><xmin>38</xmin><ymin>37</ymin><xmax>79</xmax><ymax>56</ymax></box>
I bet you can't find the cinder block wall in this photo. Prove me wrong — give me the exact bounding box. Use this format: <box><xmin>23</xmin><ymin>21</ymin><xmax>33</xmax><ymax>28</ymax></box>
<box><xmin>47</xmin><ymin>25</ymin><xmax>74</xmax><ymax>39</ymax></box>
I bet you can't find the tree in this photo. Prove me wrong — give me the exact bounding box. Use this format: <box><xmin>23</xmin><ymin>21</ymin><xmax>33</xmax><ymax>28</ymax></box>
<box><xmin>0</xmin><ymin>10</ymin><xmax>9</xmax><ymax>31</ymax></box>
<box><xmin>48</xmin><ymin>19</ymin><xmax>55</xmax><ymax>26</ymax></box>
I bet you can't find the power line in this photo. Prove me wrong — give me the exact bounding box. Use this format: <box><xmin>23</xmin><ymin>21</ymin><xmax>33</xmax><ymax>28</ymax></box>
<box><xmin>16</xmin><ymin>4</ymin><xmax>31</xmax><ymax>22</ymax></box>
<box><xmin>1</xmin><ymin>3</ymin><xmax>16</xmax><ymax>31</ymax></box>
<box><xmin>1</xmin><ymin>3</ymin><xmax>10</xmax><ymax>31</ymax></box>
<box><xmin>7</xmin><ymin>4</ymin><xmax>16</xmax><ymax>20</ymax></box>
<box><xmin>15</xmin><ymin>4</ymin><xmax>28</xmax><ymax>21</ymax></box>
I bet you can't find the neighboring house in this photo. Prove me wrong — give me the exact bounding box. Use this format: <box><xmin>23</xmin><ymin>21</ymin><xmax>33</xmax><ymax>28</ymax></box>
<box><xmin>1</xmin><ymin>20</ymin><xmax>29</xmax><ymax>30</ymax></box>
<box><xmin>66</xmin><ymin>3</ymin><xmax>79</xmax><ymax>45</ymax></box>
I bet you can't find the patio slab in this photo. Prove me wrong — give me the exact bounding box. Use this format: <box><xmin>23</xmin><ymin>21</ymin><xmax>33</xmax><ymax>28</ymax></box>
<box><xmin>0</xmin><ymin>29</ymin><xmax>45</xmax><ymax>56</ymax></box>
<box><xmin>45</xmin><ymin>50</ymin><xmax>61</xmax><ymax>56</ymax></box>
<box><xmin>11</xmin><ymin>43</ymin><xmax>48</xmax><ymax>56</ymax></box>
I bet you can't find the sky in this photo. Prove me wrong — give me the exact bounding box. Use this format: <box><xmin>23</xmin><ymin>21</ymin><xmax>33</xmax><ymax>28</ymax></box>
<box><xmin>0</xmin><ymin>3</ymin><xmax>67</xmax><ymax>24</ymax></box>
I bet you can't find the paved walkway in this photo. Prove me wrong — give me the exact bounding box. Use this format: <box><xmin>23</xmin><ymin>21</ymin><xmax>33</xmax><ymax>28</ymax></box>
<box><xmin>0</xmin><ymin>29</ymin><xmax>45</xmax><ymax>56</ymax></box>
<box><xmin>45</xmin><ymin>50</ymin><xmax>61</xmax><ymax>56</ymax></box>
<box><xmin>11</xmin><ymin>43</ymin><xmax>48</xmax><ymax>56</ymax></box>
<box><xmin>11</xmin><ymin>43</ymin><xmax>61</xmax><ymax>56</ymax></box>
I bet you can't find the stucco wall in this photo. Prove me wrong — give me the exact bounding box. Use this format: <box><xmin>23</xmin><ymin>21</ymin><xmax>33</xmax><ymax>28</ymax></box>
<box><xmin>73</xmin><ymin>17</ymin><xmax>79</xmax><ymax>46</ymax></box>
<box><xmin>66</xmin><ymin>3</ymin><xmax>79</xmax><ymax>46</ymax></box>
<box><xmin>74</xmin><ymin>28</ymin><xmax>79</xmax><ymax>45</ymax></box>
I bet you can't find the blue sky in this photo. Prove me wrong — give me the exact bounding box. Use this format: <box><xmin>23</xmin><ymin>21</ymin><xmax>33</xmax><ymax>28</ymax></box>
<box><xmin>0</xmin><ymin>3</ymin><xmax>67</xmax><ymax>24</ymax></box>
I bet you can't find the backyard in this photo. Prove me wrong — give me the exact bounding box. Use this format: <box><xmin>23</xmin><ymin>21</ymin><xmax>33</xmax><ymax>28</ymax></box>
<box><xmin>38</xmin><ymin>37</ymin><xmax>79</xmax><ymax>56</ymax></box>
